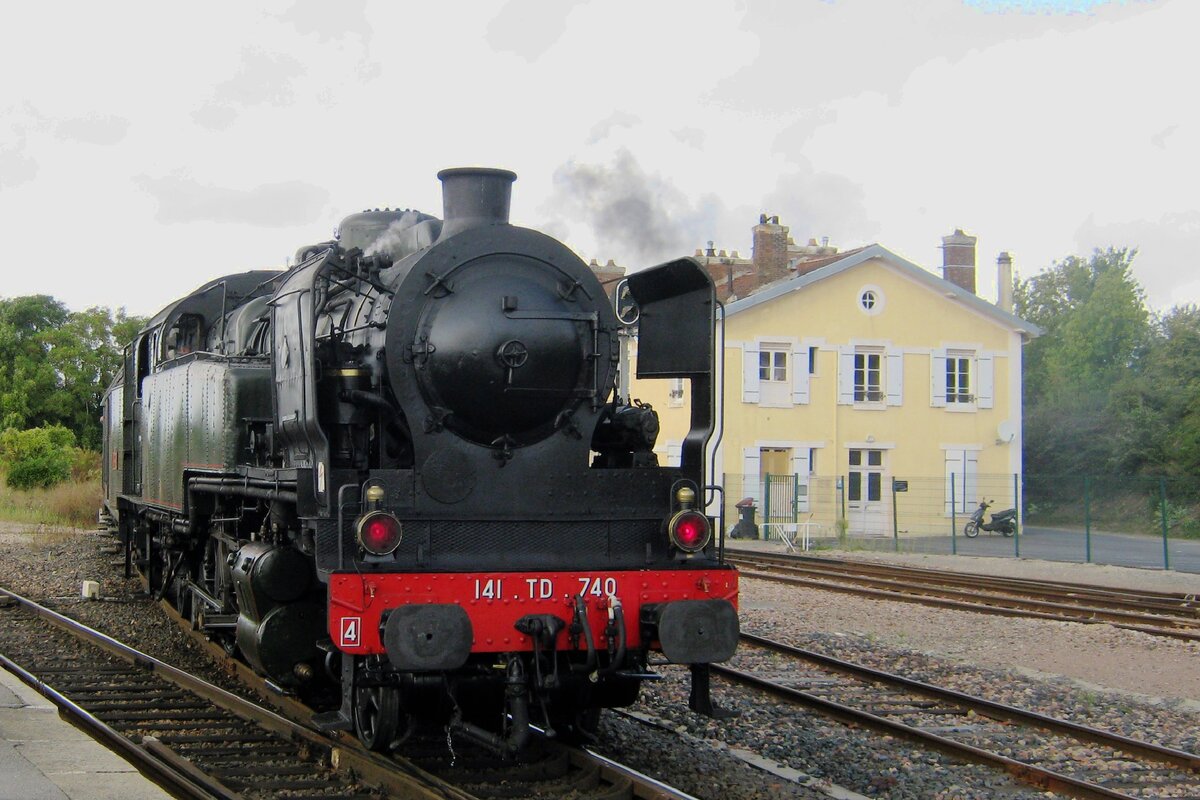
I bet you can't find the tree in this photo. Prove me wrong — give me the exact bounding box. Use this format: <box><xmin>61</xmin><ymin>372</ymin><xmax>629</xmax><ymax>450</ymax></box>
<box><xmin>0</xmin><ymin>296</ymin><xmax>146</xmax><ymax>450</ymax></box>
<box><xmin>46</xmin><ymin>306</ymin><xmax>145</xmax><ymax>449</ymax></box>
<box><xmin>1108</xmin><ymin>305</ymin><xmax>1200</xmax><ymax>478</ymax></box>
<box><xmin>0</xmin><ymin>295</ymin><xmax>70</xmax><ymax>431</ymax></box>
<box><xmin>1015</xmin><ymin>248</ymin><xmax>1151</xmax><ymax>476</ymax></box>
<box><xmin>1016</xmin><ymin>248</ymin><xmax>1149</xmax><ymax>405</ymax></box>
<box><xmin>0</xmin><ymin>425</ymin><xmax>76</xmax><ymax>489</ymax></box>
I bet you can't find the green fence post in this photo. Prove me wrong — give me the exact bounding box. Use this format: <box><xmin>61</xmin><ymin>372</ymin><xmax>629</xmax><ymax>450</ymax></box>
<box><xmin>1013</xmin><ymin>473</ymin><xmax>1020</xmax><ymax>558</ymax></box>
<box><xmin>1160</xmin><ymin>477</ymin><xmax>1170</xmax><ymax>570</ymax></box>
<box><xmin>762</xmin><ymin>474</ymin><xmax>771</xmax><ymax>542</ymax></box>
<box><xmin>1084</xmin><ymin>476</ymin><xmax>1092</xmax><ymax>563</ymax></box>
<box><xmin>892</xmin><ymin>479</ymin><xmax>899</xmax><ymax>552</ymax></box>
<box><xmin>840</xmin><ymin>476</ymin><xmax>846</xmax><ymax>523</ymax></box>
<box><xmin>950</xmin><ymin>472</ymin><xmax>957</xmax><ymax>555</ymax></box>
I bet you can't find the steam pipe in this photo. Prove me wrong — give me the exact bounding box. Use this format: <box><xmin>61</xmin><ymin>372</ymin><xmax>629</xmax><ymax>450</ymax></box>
<box><xmin>188</xmin><ymin>477</ymin><xmax>298</xmax><ymax>504</ymax></box>
<box><xmin>597</xmin><ymin>600</ymin><xmax>627</xmax><ymax>677</ymax></box>
<box><xmin>570</xmin><ymin>595</ymin><xmax>598</xmax><ymax>674</ymax></box>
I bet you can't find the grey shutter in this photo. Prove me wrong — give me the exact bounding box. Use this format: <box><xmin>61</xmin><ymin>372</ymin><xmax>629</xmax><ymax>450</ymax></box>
<box><xmin>930</xmin><ymin>349</ymin><xmax>947</xmax><ymax>408</ymax></box>
<box><xmin>976</xmin><ymin>353</ymin><xmax>994</xmax><ymax>408</ymax></box>
<box><xmin>792</xmin><ymin>343</ymin><xmax>810</xmax><ymax>404</ymax></box>
<box><xmin>837</xmin><ymin>347</ymin><xmax>855</xmax><ymax>405</ymax></box>
<box><xmin>885</xmin><ymin>349</ymin><xmax>903</xmax><ymax>406</ymax></box>
<box><xmin>742</xmin><ymin>343</ymin><xmax>760</xmax><ymax>403</ymax></box>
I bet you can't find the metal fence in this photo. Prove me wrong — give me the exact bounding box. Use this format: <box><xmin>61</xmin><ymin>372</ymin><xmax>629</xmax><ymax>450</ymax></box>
<box><xmin>720</xmin><ymin>472</ymin><xmax>1200</xmax><ymax>573</ymax></box>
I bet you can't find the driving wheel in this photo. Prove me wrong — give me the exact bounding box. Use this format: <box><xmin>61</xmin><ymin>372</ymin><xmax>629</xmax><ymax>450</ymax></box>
<box><xmin>354</xmin><ymin>684</ymin><xmax>401</xmax><ymax>751</ymax></box>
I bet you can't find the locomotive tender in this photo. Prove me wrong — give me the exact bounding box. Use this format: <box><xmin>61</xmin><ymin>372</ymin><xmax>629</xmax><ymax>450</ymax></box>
<box><xmin>101</xmin><ymin>168</ymin><xmax>739</xmax><ymax>753</ymax></box>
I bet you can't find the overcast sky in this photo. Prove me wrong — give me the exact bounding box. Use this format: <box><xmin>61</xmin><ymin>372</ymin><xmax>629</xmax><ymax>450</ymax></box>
<box><xmin>2</xmin><ymin>0</ymin><xmax>1195</xmax><ymax>318</ymax></box>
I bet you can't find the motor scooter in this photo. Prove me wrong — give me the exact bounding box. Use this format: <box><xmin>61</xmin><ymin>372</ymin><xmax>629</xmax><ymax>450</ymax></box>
<box><xmin>963</xmin><ymin>499</ymin><xmax>1016</xmax><ymax>537</ymax></box>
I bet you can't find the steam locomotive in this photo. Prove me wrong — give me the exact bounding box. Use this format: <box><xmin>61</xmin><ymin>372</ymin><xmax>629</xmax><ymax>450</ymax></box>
<box><xmin>100</xmin><ymin>168</ymin><xmax>738</xmax><ymax>753</ymax></box>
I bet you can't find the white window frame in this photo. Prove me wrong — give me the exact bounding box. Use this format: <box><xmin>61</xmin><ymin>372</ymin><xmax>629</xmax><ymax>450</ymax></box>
<box><xmin>839</xmin><ymin>342</ymin><xmax>902</xmax><ymax>407</ymax></box>
<box><xmin>854</xmin><ymin>350</ymin><xmax>883</xmax><ymax>404</ymax></box>
<box><xmin>931</xmin><ymin>345</ymin><xmax>993</xmax><ymax>411</ymax></box>
<box><xmin>857</xmin><ymin>284</ymin><xmax>885</xmax><ymax>316</ymax></box>
<box><xmin>945</xmin><ymin>352</ymin><xmax>972</xmax><ymax>404</ymax></box>
<box><xmin>847</xmin><ymin>447</ymin><xmax>885</xmax><ymax>503</ymax></box>
<box><xmin>759</xmin><ymin>347</ymin><xmax>788</xmax><ymax>384</ymax></box>
<box><xmin>742</xmin><ymin>337</ymin><xmax>815</xmax><ymax>407</ymax></box>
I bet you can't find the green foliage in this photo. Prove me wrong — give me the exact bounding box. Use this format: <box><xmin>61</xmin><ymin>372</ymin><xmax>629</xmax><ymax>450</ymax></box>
<box><xmin>0</xmin><ymin>425</ymin><xmax>77</xmax><ymax>489</ymax></box>
<box><xmin>1108</xmin><ymin>305</ymin><xmax>1200</xmax><ymax>478</ymax></box>
<box><xmin>1160</xmin><ymin>499</ymin><xmax>1200</xmax><ymax>539</ymax></box>
<box><xmin>1017</xmin><ymin>248</ymin><xmax>1148</xmax><ymax>403</ymax></box>
<box><xmin>1017</xmin><ymin>247</ymin><xmax>1200</xmax><ymax>531</ymax></box>
<box><xmin>1016</xmin><ymin>248</ymin><xmax>1156</xmax><ymax>476</ymax></box>
<box><xmin>0</xmin><ymin>296</ymin><xmax>146</xmax><ymax>450</ymax></box>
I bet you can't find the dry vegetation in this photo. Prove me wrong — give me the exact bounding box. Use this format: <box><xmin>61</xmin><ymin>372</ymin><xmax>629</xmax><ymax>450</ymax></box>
<box><xmin>0</xmin><ymin>451</ymin><xmax>102</xmax><ymax>528</ymax></box>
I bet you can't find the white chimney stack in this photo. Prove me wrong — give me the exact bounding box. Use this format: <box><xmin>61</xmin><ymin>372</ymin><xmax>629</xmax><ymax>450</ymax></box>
<box><xmin>997</xmin><ymin>252</ymin><xmax>1014</xmax><ymax>313</ymax></box>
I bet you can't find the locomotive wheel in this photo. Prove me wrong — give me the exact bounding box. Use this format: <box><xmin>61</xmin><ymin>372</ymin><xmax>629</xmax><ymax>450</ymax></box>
<box><xmin>963</xmin><ymin>522</ymin><xmax>979</xmax><ymax>538</ymax></box>
<box><xmin>354</xmin><ymin>685</ymin><xmax>401</xmax><ymax>751</ymax></box>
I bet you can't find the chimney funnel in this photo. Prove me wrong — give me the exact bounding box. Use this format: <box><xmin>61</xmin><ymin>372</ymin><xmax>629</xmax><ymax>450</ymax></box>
<box><xmin>997</xmin><ymin>251</ymin><xmax>1014</xmax><ymax>313</ymax></box>
<box><xmin>436</xmin><ymin>167</ymin><xmax>516</xmax><ymax>241</ymax></box>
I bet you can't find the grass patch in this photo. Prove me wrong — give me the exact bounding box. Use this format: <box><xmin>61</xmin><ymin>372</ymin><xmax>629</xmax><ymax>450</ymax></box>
<box><xmin>1024</xmin><ymin>489</ymin><xmax>1200</xmax><ymax>539</ymax></box>
<box><xmin>0</xmin><ymin>473</ymin><xmax>100</xmax><ymax>528</ymax></box>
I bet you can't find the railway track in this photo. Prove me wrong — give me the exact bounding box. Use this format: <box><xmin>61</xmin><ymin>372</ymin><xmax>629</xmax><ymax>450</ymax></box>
<box><xmin>0</xmin><ymin>586</ymin><xmax>696</xmax><ymax>800</ymax></box>
<box><xmin>724</xmin><ymin>631</ymin><xmax>1200</xmax><ymax>800</ymax></box>
<box><xmin>727</xmin><ymin>550</ymin><xmax>1200</xmax><ymax>641</ymax></box>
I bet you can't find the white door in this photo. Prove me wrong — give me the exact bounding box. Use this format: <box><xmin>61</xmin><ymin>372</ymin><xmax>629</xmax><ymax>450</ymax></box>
<box><xmin>848</xmin><ymin>448</ymin><xmax>886</xmax><ymax>535</ymax></box>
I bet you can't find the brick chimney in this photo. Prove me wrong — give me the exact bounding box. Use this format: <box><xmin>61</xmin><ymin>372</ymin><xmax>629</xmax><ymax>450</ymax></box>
<box><xmin>753</xmin><ymin>214</ymin><xmax>790</xmax><ymax>284</ymax></box>
<box><xmin>941</xmin><ymin>228</ymin><xmax>977</xmax><ymax>294</ymax></box>
<box><xmin>996</xmin><ymin>251</ymin><xmax>1014</xmax><ymax>312</ymax></box>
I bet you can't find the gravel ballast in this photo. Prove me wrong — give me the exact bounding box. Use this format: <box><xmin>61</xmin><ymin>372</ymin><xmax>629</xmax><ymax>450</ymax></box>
<box><xmin>3</xmin><ymin>524</ymin><xmax>1198</xmax><ymax>799</ymax></box>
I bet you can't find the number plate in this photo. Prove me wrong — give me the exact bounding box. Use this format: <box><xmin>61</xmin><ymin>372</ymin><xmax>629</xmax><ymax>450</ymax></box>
<box><xmin>473</xmin><ymin>575</ymin><xmax>620</xmax><ymax>601</ymax></box>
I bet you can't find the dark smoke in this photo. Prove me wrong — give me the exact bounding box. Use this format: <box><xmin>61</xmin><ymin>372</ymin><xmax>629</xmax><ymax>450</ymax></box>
<box><xmin>548</xmin><ymin>150</ymin><xmax>876</xmax><ymax>270</ymax></box>
<box><xmin>550</xmin><ymin>150</ymin><xmax>717</xmax><ymax>267</ymax></box>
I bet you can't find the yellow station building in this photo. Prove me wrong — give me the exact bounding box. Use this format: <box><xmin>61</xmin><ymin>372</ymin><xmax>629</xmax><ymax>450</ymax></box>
<box><xmin>626</xmin><ymin>220</ymin><xmax>1041</xmax><ymax>540</ymax></box>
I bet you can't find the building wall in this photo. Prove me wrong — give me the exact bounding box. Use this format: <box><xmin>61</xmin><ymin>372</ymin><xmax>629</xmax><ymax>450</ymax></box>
<box><xmin>630</xmin><ymin>255</ymin><xmax>1028</xmax><ymax>535</ymax></box>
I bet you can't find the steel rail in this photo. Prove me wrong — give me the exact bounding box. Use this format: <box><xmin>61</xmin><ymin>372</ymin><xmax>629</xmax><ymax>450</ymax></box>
<box><xmin>576</xmin><ymin>747</ymin><xmax>704</xmax><ymax>800</ymax></box>
<box><xmin>0</xmin><ymin>646</ymin><xmax>228</xmax><ymax>800</ymax></box>
<box><xmin>741</xmin><ymin>632</ymin><xmax>1200</xmax><ymax>773</ymax></box>
<box><xmin>729</xmin><ymin>561</ymin><xmax>1200</xmax><ymax>643</ymax></box>
<box><xmin>732</xmin><ymin>550</ymin><xmax>1200</xmax><ymax>614</ymax></box>
<box><xmin>712</xmin><ymin>661</ymin><xmax>1142</xmax><ymax>800</ymax></box>
<box><xmin>159</xmin><ymin>597</ymin><xmax>693</xmax><ymax>800</ymax></box>
<box><xmin>0</xmin><ymin>587</ymin><xmax>472</xmax><ymax>800</ymax></box>
<box><xmin>733</xmin><ymin>559</ymin><xmax>1200</xmax><ymax>629</ymax></box>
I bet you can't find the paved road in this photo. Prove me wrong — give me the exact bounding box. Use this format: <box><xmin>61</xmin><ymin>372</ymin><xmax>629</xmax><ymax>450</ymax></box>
<box><xmin>810</xmin><ymin>526</ymin><xmax>1200</xmax><ymax>574</ymax></box>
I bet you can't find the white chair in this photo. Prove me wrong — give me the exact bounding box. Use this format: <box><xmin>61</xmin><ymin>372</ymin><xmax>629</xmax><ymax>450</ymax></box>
<box><xmin>766</xmin><ymin>514</ymin><xmax>813</xmax><ymax>553</ymax></box>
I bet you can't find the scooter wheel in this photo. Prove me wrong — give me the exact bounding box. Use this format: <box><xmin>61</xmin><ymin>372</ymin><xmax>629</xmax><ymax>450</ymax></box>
<box><xmin>963</xmin><ymin>522</ymin><xmax>979</xmax><ymax>538</ymax></box>
<box><xmin>1001</xmin><ymin>528</ymin><xmax>1014</xmax><ymax>537</ymax></box>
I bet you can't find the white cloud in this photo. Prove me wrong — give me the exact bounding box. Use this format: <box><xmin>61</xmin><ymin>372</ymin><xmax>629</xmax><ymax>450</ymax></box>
<box><xmin>1076</xmin><ymin>211</ymin><xmax>1200</xmax><ymax>309</ymax></box>
<box><xmin>135</xmin><ymin>174</ymin><xmax>330</xmax><ymax>227</ymax></box>
<box><xmin>0</xmin><ymin>0</ymin><xmax>1194</xmax><ymax>316</ymax></box>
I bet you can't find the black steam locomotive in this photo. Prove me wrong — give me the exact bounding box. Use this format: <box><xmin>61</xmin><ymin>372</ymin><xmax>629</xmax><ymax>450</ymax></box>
<box><xmin>101</xmin><ymin>168</ymin><xmax>738</xmax><ymax>753</ymax></box>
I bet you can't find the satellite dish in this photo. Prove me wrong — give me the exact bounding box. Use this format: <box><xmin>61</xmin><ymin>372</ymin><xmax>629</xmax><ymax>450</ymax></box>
<box><xmin>996</xmin><ymin>420</ymin><xmax>1016</xmax><ymax>444</ymax></box>
<box><xmin>614</xmin><ymin>279</ymin><xmax>639</xmax><ymax>325</ymax></box>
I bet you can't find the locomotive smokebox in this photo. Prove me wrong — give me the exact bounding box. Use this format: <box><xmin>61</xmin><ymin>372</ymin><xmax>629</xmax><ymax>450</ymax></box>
<box><xmin>437</xmin><ymin>167</ymin><xmax>517</xmax><ymax>240</ymax></box>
